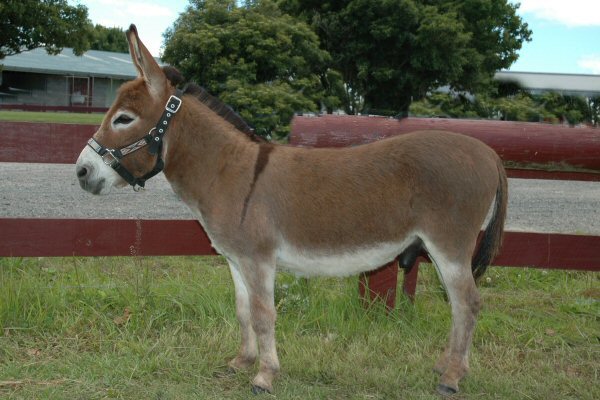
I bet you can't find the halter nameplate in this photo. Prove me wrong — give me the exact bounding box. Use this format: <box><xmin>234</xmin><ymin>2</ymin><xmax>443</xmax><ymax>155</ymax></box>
<box><xmin>86</xmin><ymin>90</ymin><xmax>183</xmax><ymax>189</ymax></box>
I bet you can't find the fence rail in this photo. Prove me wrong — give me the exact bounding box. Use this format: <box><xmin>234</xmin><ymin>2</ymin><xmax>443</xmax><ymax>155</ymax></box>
<box><xmin>0</xmin><ymin>218</ymin><xmax>215</xmax><ymax>257</ymax></box>
<box><xmin>0</xmin><ymin>121</ymin><xmax>96</xmax><ymax>164</ymax></box>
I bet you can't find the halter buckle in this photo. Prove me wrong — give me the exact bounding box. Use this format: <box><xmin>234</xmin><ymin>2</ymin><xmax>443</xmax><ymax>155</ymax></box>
<box><xmin>165</xmin><ymin>95</ymin><xmax>182</xmax><ymax>113</ymax></box>
<box><xmin>101</xmin><ymin>150</ymin><xmax>120</xmax><ymax>168</ymax></box>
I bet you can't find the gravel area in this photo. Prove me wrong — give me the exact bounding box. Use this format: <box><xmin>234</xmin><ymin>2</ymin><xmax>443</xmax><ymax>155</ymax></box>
<box><xmin>1</xmin><ymin>162</ymin><xmax>599</xmax><ymax>235</ymax></box>
<box><xmin>0</xmin><ymin>163</ymin><xmax>188</xmax><ymax>220</ymax></box>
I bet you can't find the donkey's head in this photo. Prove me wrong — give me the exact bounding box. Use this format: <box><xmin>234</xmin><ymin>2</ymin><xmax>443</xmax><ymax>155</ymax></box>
<box><xmin>76</xmin><ymin>25</ymin><xmax>176</xmax><ymax>194</ymax></box>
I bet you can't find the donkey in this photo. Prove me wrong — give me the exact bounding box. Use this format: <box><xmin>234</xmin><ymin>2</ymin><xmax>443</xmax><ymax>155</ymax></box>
<box><xmin>75</xmin><ymin>25</ymin><xmax>507</xmax><ymax>396</ymax></box>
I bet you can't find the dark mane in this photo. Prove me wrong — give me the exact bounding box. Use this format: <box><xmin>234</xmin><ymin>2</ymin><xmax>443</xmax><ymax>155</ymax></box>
<box><xmin>161</xmin><ymin>66</ymin><xmax>266</xmax><ymax>143</ymax></box>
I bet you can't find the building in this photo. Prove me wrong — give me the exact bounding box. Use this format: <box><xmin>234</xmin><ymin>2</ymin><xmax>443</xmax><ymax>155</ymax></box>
<box><xmin>0</xmin><ymin>47</ymin><xmax>162</xmax><ymax>111</ymax></box>
<box><xmin>495</xmin><ymin>71</ymin><xmax>600</xmax><ymax>97</ymax></box>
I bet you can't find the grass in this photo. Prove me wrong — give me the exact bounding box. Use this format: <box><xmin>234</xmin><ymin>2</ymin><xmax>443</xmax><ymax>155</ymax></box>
<box><xmin>0</xmin><ymin>256</ymin><xmax>598</xmax><ymax>399</ymax></box>
<box><xmin>0</xmin><ymin>111</ymin><xmax>103</xmax><ymax>124</ymax></box>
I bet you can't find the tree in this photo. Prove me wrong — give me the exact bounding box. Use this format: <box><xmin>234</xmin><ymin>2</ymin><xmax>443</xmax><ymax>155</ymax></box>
<box><xmin>0</xmin><ymin>0</ymin><xmax>92</xmax><ymax>60</ymax></box>
<box><xmin>280</xmin><ymin>0</ymin><xmax>531</xmax><ymax>115</ymax></box>
<box><xmin>162</xmin><ymin>0</ymin><xmax>339</xmax><ymax>138</ymax></box>
<box><xmin>90</xmin><ymin>25</ymin><xmax>129</xmax><ymax>53</ymax></box>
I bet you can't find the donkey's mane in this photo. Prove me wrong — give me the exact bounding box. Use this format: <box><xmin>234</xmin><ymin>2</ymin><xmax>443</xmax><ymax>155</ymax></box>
<box><xmin>162</xmin><ymin>66</ymin><xmax>266</xmax><ymax>143</ymax></box>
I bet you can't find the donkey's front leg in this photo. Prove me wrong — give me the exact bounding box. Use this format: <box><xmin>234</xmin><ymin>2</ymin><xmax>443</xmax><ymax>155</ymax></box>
<box><xmin>227</xmin><ymin>261</ymin><xmax>258</xmax><ymax>371</ymax></box>
<box><xmin>236</xmin><ymin>259</ymin><xmax>280</xmax><ymax>393</ymax></box>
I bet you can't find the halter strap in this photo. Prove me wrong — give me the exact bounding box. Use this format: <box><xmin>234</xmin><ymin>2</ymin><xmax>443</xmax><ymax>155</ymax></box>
<box><xmin>87</xmin><ymin>90</ymin><xmax>183</xmax><ymax>190</ymax></box>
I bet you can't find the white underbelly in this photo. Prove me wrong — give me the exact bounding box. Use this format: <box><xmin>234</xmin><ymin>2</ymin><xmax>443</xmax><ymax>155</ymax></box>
<box><xmin>275</xmin><ymin>240</ymin><xmax>413</xmax><ymax>277</ymax></box>
<box><xmin>173</xmin><ymin>189</ymin><xmax>415</xmax><ymax>275</ymax></box>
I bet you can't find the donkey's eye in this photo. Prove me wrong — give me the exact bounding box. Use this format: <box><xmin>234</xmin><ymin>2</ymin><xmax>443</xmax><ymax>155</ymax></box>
<box><xmin>114</xmin><ymin>114</ymin><xmax>135</xmax><ymax>125</ymax></box>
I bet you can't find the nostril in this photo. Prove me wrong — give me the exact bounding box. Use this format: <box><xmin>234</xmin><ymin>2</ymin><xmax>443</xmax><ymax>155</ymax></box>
<box><xmin>76</xmin><ymin>165</ymin><xmax>88</xmax><ymax>179</ymax></box>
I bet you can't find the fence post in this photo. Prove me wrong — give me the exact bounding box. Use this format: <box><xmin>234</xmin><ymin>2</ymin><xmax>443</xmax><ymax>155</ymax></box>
<box><xmin>358</xmin><ymin>261</ymin><xmax>398</xmax><ymax>309</ymax></box>
<box><xmin>402</xmin><ymin>260</ymin><xmax>420</xmax><ymax>300</ymax></box>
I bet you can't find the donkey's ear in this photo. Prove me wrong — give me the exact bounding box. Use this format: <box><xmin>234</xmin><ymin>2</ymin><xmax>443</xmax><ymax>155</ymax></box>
<box><xmin>126</xmin><ymin>24</ymin><xmax>166</xmax><ymax>97</ymax></box>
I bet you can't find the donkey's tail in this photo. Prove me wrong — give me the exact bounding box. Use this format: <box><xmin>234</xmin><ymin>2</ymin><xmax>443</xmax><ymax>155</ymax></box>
<box><xmin>472</xmin><ymin>158</ymin><xmax>508</xmax><ymax>281</ymax></box>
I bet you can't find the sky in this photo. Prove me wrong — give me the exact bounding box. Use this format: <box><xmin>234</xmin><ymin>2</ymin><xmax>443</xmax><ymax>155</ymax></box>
<box><xmin>509</xmin><ymin>0</ymin><xmax>600</xmax><ymax>74</ymax></box>
<box><xmin>70</xmin><ymin>0</ymin><xmax>600</xmax><ymax>75</ymax></box>
<box><xmin>69</xmin><ymin>0</ymin><xmax>189</xmax><ymax>57</ymax></box>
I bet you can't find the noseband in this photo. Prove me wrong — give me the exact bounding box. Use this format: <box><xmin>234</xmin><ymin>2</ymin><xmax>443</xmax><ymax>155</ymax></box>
<box><xmin>87</xmin><ymin>90</ymin><xmax>183</xmax><ymax>190</ymax></box>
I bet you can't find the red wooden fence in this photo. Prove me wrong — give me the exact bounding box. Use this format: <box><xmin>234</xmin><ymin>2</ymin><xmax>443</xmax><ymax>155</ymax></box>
<box><xmin>0</xmin><ymin>104</ymin><xmax>108</xmax><ymax>113</ymax></box>
<box><xmin>290</xmin><ymin>115</ymin><xmax>600</xmax><ymax>307</ymax></box>
<box><xmin>0</xmin><ymin>121</ymin><xmax>97</xmax><ymax>164</ymax></box>
<box><xmin>1</xmin><ymin>119</ymin><xmax>599</xmax><ymax>309</ymax></box>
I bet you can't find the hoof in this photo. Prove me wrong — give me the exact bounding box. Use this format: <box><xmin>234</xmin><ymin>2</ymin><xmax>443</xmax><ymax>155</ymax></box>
<box><xmin>437</xmin><ymin>384</ymin><xmax>458</xmax><ymax>396</ymax></box>
<box><xmin>251</xmin><ymin>385</ymin><xmax>271</xmax><ymax>395</ymax></box>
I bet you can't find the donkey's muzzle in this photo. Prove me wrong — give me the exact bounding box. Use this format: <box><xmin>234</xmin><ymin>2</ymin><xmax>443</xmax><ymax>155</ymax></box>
<box><xmin>76</xmin><ymin>163</ymin><xmax>105</xmax><ymax>194</ymax></box>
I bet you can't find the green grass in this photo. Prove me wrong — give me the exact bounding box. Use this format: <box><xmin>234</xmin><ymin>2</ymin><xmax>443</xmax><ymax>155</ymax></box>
<box><xmin>0</xmin><ymin>111</ymin><xmax>104</xmax><ymax>124</ymax></box>
<box><xmin>0</xmin><ymin>256</ymin><xmax>598</xmax><ymax>399</ymax></box>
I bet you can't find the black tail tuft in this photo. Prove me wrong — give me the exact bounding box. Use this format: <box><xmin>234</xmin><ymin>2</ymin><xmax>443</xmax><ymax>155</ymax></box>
<box><xmin>472</xmin><ymin>160</ymin><xmax>508</xmax><ymax>281</ymax></box>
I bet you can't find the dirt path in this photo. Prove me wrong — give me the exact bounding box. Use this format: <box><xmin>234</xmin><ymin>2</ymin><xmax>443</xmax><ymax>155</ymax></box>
<box><xmin>1</xmin><ymin>162</ymin><xmax>599</xmax><ymax>235</ymax></box>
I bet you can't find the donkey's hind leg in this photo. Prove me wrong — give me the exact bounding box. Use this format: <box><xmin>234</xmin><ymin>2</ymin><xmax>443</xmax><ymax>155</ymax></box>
<box><xmin>429</xmin><ymin>251</ymin><xmax>481</xmax><ymax>395</ymax></box>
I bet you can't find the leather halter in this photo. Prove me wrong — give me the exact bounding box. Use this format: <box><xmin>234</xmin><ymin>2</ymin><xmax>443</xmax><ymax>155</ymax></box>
<box><xmin>87</xmin><ymin>90</ymin><xmax>183</xmax><ymax>190</ymax></box>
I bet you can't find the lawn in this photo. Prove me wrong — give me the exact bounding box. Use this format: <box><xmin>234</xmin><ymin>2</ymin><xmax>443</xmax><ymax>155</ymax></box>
<box><xmin>0</xmin><ymin>111</ymin><xmax>104</xmax><ymax>124</ymax></box>
<box><xmin>0</xmin><ymin>256</ymin><xmax>598</xmax><ymax>399</ymax></box>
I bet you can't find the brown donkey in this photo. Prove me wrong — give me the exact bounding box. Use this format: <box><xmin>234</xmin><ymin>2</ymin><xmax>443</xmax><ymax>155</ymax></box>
<box><xmin>75</xmin><ymin>25</ymin><xmax>507</xmax><ymax>396</ymax></box>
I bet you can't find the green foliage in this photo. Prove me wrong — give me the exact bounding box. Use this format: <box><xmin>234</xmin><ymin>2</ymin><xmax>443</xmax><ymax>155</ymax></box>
<box><xmin>410</xmin><ymin>92</ymin><xmax>482</xmax><ymax>119</ymax></box>
<box><xmin>589</xmin><ymin>96</ymin><xmax>600</xmax><ymax>126</ymax></box>
<box><xmin>162</xmin><ymin>0</ymin><xmax>337</xmax><ymax>139</ymax></box>
<box><xmin>410</xmin><ymin>91</ymin><xmax>599</xmax><ymax>126</ymax></box>
<box><xmin>0</xmin><ymin>0</ymin><xmax>92</xmax><ymax>59</ymax></box>
<box><xmin>221</xmin><ymin>79</ymin><xmax>319</xmax><ymax>138</ymax></box>
<box><xmin>89</xmin><ymin>24</ymin><xmax>129</xmax><ymax>53</ymax></box>
<box><xmin>536</xmin><ymin>92</ymin><xmax>596</xmax><ymax>125</ymax></box>
<box><xmin>280</xmin><ymin>0</ymin><xmax>531</xmax><ymax>115</ymax></box>
<box><xmin>493</xmin><ymin>94</ymin><xmax>549</xmax><ymax>122</ymax></box>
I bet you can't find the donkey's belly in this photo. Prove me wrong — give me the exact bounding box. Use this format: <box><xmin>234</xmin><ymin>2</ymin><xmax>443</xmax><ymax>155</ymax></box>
<box><xmin>275</xmin><ymin>239</ymin><xmax>413</xmax><ymax>277</ymax></box>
